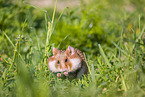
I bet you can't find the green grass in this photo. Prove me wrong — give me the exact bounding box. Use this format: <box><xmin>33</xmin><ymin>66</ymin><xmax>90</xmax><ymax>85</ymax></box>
<box><xmin>0</xmin><ymin>0</ymin><xmax>145</xmax><ymax>97</ymax></box>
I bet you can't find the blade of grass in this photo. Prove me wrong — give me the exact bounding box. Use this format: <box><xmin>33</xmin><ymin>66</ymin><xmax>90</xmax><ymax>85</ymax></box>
<box><xmin>51</xmin><ymin>0</ymin><xmax>57</xmax><ymax>24</ymax></box>
<box><xmin>3</xmin><ymin>32</ymin><xmax>15</xmax><ymax>48</ymax></box>
<box><xmin>53</xmin><ymin>8</ymin><xmax>66</xmax><ymax>30</ymax></box>
<box><xmin>121</xmin><ymin>74</ymin><xmax>127</xmax><ymax>92</ymax></box>
<box><xmin>3</xmin><ymin>32</ymin><xmax>24</xmax><ymax>73</ymax></box>
<box><xmin>45</xmin><ymin>0</ymin><xmax>58</xmax><ymax>63</ymax></box>
<box><xmin>98</xmin><ymin>44</ymin><xmax>111</xmax><ymax>68</ymax></box>
<box><xmin>0</xmin><ymin>55</ymin><xmax>9</xmax><ymax>64</ymax></box>
<box><xmin>91</xmin><ymin>64</ymin><xmax>96</xmax><ymax>84</ymax></box>
<box><xmin>57</xmin><ymin>34</ymin><xmax>70</xmax><ymax>48</ymax></box>
<box><xmin>25</xmin><ymin>2</ymin><xmax>52</xmax><ymax>22</ymax></box>
<box><xmin>84</xmin><ymin>53</ymin><xmax>91</xmax><ymax>75</ymax></box>
<box><xmin>132</xmin><ymin>15</ymin><xmax>145</xmax><ymax>50</ymax></box>
<box><xmin>111</xmin><ymin>40</ymin><xmax>127</xmax><ymax>55</ymax></box>
<box><xmin>136</xmin><ymin>26</ymin><xmax>145</xmax><ymax>42</ymax></box>
<box><xmin>3</xmin><ymin>32</ymin><xmax>24</xmax><ymax>63</ymax></box>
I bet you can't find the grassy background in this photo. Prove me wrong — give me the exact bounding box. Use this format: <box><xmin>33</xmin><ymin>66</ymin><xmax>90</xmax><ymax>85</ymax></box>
<box><xmin>0</xmin><ymin>0</ymin><xmax>145</xmax><ymax>97</ymax></box>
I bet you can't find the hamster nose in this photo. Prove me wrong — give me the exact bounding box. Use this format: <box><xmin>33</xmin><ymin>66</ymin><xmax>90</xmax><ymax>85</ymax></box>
<box><xmin>62</xmin><ymin>67</ymin><xmax>67</xmax><ymax>71</ymax></box>
<box><xmin>61</xmin><ymin>63</ymin><xmax>67</xmax><ymax>71</ymax></box>
<box><xmin>61</xmin><ymin>65</ymin><xmax>66</xmax><ymax>71</ymax></box>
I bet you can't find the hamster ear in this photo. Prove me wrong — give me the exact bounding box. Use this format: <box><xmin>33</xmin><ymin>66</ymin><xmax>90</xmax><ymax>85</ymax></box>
<box><xmin>53</xmin><ymin>47</ymin><xmax>59</xmax><ymax>56</ymax></box>
<box><xmin>66</xmin><ymin>46</ymin><xmax>75</xmax><ymax>56</ymax></box>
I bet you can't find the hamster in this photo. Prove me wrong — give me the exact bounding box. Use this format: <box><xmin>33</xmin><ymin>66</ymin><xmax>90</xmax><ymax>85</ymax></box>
<box><xmin>47</xmin><ymin>46</ymin><xmax>88</xmax><ymax>79</ymax></box>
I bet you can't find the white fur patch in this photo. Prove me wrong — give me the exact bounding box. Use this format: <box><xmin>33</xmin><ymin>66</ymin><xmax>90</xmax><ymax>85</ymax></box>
<box><xmin>69</xmin><ymin>58</ymin><xmax>81</xmax><ymax>72</ymax></box>
<box><xmin>49</xmin><ymin>61</ymin><xmax>64</xmax><ymax>72</ymax></box>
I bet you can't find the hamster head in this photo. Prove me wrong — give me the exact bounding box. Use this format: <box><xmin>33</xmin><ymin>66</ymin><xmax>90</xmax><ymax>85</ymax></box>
<box><xmin>47</xmin><ymin>47</ymin><xmax>68</xmax><ymax>72</ymax></box>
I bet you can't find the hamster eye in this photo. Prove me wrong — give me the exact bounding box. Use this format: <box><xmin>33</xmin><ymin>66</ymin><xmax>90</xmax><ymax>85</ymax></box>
<box><xmin>57</xmin><ymin>60</ymin><xmax>60</xmax><ymax>64</ymax></box>
<box><xmin>65</xmin><ymin>59</ymin><xmax>68</xmax><ymax>62</ymax></box>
